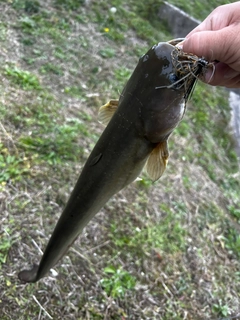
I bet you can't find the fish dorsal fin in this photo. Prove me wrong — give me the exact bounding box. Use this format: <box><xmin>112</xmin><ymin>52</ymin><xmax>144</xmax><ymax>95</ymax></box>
<box><xmin>98</xmin><ymin>99</ymin><xmax>119</xmax><ymax>126</ymax></box>
<box><xmin>145</xmin><ymin>140</ymin><xmax>169</xmax><ymax>182</ymax></box>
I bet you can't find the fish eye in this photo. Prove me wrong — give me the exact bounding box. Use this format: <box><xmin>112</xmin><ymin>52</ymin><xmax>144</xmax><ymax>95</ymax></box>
<box><xmin>169</xmin><ymin>73</ymin><xmax>179</xmax><ymax>83</ymax></box>
<box><xmin>169</xmin><ymin>73</ymin><xmax>182</xmax><ymax>89</ymax></box>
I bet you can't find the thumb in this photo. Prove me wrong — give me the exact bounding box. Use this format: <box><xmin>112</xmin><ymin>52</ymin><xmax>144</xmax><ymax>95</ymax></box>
<box><xmin>182</xmin><ymin>28</ymin><xmax>238</xmax><ymax>65</ymax></box>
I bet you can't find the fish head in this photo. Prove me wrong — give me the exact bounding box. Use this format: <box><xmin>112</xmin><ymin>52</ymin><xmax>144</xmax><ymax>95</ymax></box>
<box><xmin>126</xmin><ymin>42</ymin><xmax>199</xmax><ymax>144</ymax></box>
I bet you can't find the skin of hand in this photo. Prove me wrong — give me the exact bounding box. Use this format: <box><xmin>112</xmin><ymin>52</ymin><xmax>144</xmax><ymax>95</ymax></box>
<box><xmin>181</xmin><ymin>2</ymin><xmax>240</xmax><ymax>88</ymax></box>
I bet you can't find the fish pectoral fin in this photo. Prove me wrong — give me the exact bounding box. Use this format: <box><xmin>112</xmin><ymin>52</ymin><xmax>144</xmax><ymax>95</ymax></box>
<box><xmin>98</xmin><ymin>99</ymin><xmax>119</xmax><ymax>126</ymax></box>
<box><xmin>145</xmin><ymin>140</ymin><xmax>169</xmax><ymax>182</ymax></box>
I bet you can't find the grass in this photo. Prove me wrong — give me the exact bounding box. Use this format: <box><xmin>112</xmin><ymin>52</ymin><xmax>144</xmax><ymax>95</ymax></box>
<box><xmin>0</xmin><ymin>153</ymin><xmax>31</xmax><ymax>183</ymax></box>
<box><xmin>0</xmin><ymin>231</ymin><xmax>12</xmax><ymax>266</ymax></box>
<box><xmin>100</xmin><ymin>266</ymin><xmax>136</xmax><ymax>298</ymax></box>
<box><xmin>4</xmin><ymin>65</ymin><xmax>41</xmax><ymax>90</ymax></box>
<box><xmin>168</xmin><ymin>0</ymin><xmax>232</xmax><ymax>20</ymax></box>
<box><xmin>0</xmin><ymin>0</ymin><xmax>239</xmax><ymax>319</ymax></box>
<box><xmin>18</xmin><ymin>118</ymin><xmax>88</xmax><ymax>164</ymax></box>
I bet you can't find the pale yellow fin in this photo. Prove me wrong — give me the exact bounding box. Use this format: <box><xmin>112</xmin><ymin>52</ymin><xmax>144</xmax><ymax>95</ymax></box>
<box><xmin>98</xmin><ymin>100</ymin><xmax>119</xmax><ymax>126</ymax></box>
<box><xmin>145</xmin><ymin>140</ymin><xmax>169</xmax><ymax>181</ymax></box>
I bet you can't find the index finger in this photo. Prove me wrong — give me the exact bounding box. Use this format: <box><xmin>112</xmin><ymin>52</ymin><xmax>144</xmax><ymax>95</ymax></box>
<box><xmin>185</xmin><ymin>3</ymin><xmax>236</xmax><ymax>38</ymax></box>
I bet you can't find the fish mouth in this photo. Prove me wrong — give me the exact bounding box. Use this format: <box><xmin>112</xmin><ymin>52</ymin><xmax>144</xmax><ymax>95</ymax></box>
<box><xmin>168</xmin><ymin>37</ymin><xmax>215</xmax><ymax>100</ymax></box>
<box><xmin>155</xmin><ymin>38</ymin><xmax>212</xmax><ymax>101</ymax></box>
<box><xmin>172</xmin><ymin>49</ymin><xmax>208</xmax><ymax>100</ymax></box>
<box><xmin>166</xmin><ymin>38</ymin><xmax>212</xmax><ymax>101</ymax></box>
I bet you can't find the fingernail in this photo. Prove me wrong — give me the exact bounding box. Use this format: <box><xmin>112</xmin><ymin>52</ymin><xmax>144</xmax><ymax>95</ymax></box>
<box><xmin>224</xmin><ymin>69</ymin><xmax>239</xmax><ymax>79</ymax></box>
<box><xmin>176</xmin><ymin>42</ymin><xmax>183</xmax><ymax>50</ymax></box>
<box><xmin>204</xmin><ymin>69</ymin><xmax>214</xmax><ymax>83</ymax></box>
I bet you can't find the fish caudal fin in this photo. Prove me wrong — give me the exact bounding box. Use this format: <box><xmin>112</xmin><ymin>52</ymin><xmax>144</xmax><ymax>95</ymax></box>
<box><xmin>98</xmin><ymin>100</ymin><xmax>118</xmax><ymax>126</ymax></box>
<box><xmin>145</xmin><ymin>140</ymin><xmax>169</xmax><ymax>181</ymax></box>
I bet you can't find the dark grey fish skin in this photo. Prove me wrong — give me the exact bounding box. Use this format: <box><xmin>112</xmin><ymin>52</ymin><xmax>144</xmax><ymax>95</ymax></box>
<box><xmin>18</xmin><ymin>42</ymin><xmax>197</xmax><ymax>283</ymax></box>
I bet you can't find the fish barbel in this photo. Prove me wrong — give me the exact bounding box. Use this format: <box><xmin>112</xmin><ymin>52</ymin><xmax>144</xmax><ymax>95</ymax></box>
<box><xmin>18</xmin><ymin>41</ymin><xmax>208</xmax><ymax>282</ymax></box>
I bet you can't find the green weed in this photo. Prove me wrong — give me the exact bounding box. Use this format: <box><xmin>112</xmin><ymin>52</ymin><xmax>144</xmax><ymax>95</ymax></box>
<box><xmin>110</xmin><ymin>209</ymin><xmax>186</xmax><ymax>258</ymax></box>
<box><xmin>212</xmin><ymin>300</ymin><xmax>231</xmax><ymax>317</ymax></box>
<box><xmin>228</xmin><ymin>205</ymin><xmax>240</xmax><ymax>222</ymax></box>
<box><xmin>19</xmin><ymin>16</ymin><xmax>37</xmax><ymax>33</ymax></box>
<box><xmin>12</xmin><ymin>0</ymin><xmax>40</xmax><ymax>12</ymax></box>
<box><xmin>54</xmin><ymin>47</ymin><xmax>67</xmax><ymax>60</ymax></box>
<box><xmin>137</xmin><ymin>175</ymin><xmax>153</xmax><ymax>188</ymax></box>
<box><xmin>98</xmin><ymin>47</ymin><xmax>116</xmax><ymax>58</ymax></box>
<box><xmin>100</xmin><ymin>266</ymin><xmax>136</xmax><ymax>298</ymax></box>
<box><xmin>4</xmin><ymin>66</ymin><xmax>41</xmax><ymax>90</ymax></box>
<box><xmin>175</xmin><ymin>120</ymin><xmax>190</xmax><ymax>137</ymax></box>
<box><xmin>0</xmin><ymin>230</ymin><xmax>12</xmax><ymax>267</ymax></box>
<box><xmin>114</xmin><ymin>67</ymin><xmax>131</xmax><ymax>82</ymax></box>
<box><xmin>0</xmin><ymin>22</ymin><xmax>7</xmax><ymax>41</ymax></box>
<box><xmin>18</xmin><ymin>119</ymin><xmax>88</xmax><ymax>164</ymax></box>
<box><xmin>54</xmin><ymin>0</ymin><xmax>85</xmax><ymax>10</ymax></box>
<box><xmin>40</xmin><ymin>63</ymin><xmax>63</xmax><ymax>75</ymax></box>
<box><xmin>64</xmin><ymin>86</ymin><xmax>84</xmax><ymax>97</ymax></box>
<box><xmin>224</xmin><ymin>227</ymin><xmax>240</xmax><ymax>259</ymax></box>
<box><xmin>145</xmin><ymin>218</ymin><xmax>186</xmax><ymax>252</ymax></box>
<box><xmin>0</xmin><ymin>153</ymin><xmax>30</xmax><ymax>183</ymax></box>
<box><xmin>24</xmin><ymin>0</ymin><xmax>40</xmax><ymax>14</ymax></box>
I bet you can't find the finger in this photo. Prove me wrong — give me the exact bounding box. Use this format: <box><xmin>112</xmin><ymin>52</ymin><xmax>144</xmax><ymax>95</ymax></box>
<box><xmin>222</xmin><ymin>77</ymin><xmax>240</xmax><ymax>88</ymax></box>
<box><xmin>201</xmin><ymin>62</ymin><xmax>240</xmax><ymax>88</ymax></box>
<box><xmin>182</xmin><ymin>26</ymin><xmax>240</xmax><ymax>64</ymax></box>
<box><xmin>185</xmin><ymin>3</ymin><xmax>238</xmax><ymax>38</ymax></box>
<box><xmin>185</xmin><ymin>18</ymin><xmax>214</xmax><ymax>37</ymax></box>
<box><xmin>201</xmin><ymin>75</ymin><xmax>240</xmax><ymax>88</ymax></box>
<box><xmin>222</xmin><ymin>73</ymin><xmax>240</xmax><ymax>88</ymax></box>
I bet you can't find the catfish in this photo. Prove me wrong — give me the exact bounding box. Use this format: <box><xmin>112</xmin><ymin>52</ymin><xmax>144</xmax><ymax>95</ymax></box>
<box><xmin>18</xmin><ymin>41</ymin><xmax>209</xmax><ymax>282</ymax></box>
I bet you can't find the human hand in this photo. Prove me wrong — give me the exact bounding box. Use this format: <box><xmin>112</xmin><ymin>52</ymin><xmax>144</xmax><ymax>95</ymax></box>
<box><xmin>181</xmin><ymin>2</ymin><xmax>240</xmax><ymax>88</ymax></box>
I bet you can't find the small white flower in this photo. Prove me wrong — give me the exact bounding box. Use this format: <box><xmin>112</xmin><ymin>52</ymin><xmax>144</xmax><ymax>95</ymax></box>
<box><xmin>110</xmin><ymin>7</ymin><xmax>117</xmax><ymax>14</ymax></box>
